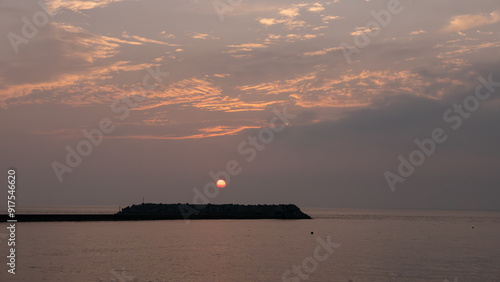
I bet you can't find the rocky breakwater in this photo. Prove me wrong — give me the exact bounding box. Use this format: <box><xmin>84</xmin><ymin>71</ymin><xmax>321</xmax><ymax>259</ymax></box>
<box><xmin>116</xmin><ymin>203</ymin><xmax>312</xmax><ymax>219</ymax></box>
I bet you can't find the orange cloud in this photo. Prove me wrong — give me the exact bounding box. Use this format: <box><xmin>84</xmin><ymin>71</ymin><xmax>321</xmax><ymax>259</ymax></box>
<box><xmin>257</xmin><ymin>4</ymin><xmax>307</xmax><ymax>29</ymax></box>
<box><xmin>132</xmin><ymin>77</ymin><xmax>279</xmax><ymax>113</ymax></box>
<box><xmin>442</xmin><ymin>11</ymin><xmax>500</xmax><ymax>33</ymax></box>
<box><xmin>121</xmin><ymin>32</ymin><xmax>179</xmax><ymax>46</ymax></box>
<box><xmin>0</xmin><ymin>61</ymin><xmax>155</xmax><ymax>107</ymax></box>
<box><xmin>46</xmin><ymin>0</ymin><xmax>126</xmax><ymax>13</ymax></box>
<box><xmin>308</xmin><ymin>3</ymin><xmax>325</xmax><ymax>13</ymax></box>
<box><xmin>236</xmin><ymin>68</ymin><xmax>439</xmax><ymax>108</ymax></box>
<box><xmin>106</xmin><ymin>125</ymin><xmax>261</xmax><ymax>140</ymax></box>
<box><xmin>302</xmin><ymin>47</ymin><xmax>342</xmax><ymax>56</ymax></box>
<box><xmin>280</xmin><ymin>7</ymin><xmax>300</xmax><ymax>18</ymax></box>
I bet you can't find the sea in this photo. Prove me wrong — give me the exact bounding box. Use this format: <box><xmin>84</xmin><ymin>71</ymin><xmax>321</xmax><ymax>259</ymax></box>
<box><xmin>0</xmin><ymin>207</ymin><xmax>499</xmax><ymax>281</ymax></box>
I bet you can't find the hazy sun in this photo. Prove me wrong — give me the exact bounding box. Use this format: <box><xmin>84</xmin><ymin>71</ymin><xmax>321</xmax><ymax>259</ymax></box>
<box><xmin>217</xmin><ymin>179</ymin><xmax>226</xmax><ymax>188</ymax></box>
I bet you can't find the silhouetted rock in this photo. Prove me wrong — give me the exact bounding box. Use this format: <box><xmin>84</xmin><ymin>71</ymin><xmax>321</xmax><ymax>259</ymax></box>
<box><xmin>117</xmin><ymin>203</ymin><xmax>311</xmax><ymax>219</ymax></box>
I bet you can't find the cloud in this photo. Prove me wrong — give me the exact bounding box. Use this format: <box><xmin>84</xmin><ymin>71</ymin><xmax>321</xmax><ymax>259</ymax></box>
<box><xmin>410</xmin><ymin>29</ymin><xmax>426</xmax><ymax>35</ymax></box>
<box><xmin>442</xmin><ymin>11</ymin><xmax>500</xmax><ymax>33</ymax></box>
<box><xmin>350</xmin><ymin>26</ymin><xmax>379</xmax><ymax>36</ymax></box>
<box><xmin>0</xmin><ymin>23</ymin><xmax>153</xmax><ymax>105</ymax></box>
<box><xmin>160</xmin><ymin>31</ymin><xmax>176</xmax><ymax>39</ymax></box>
<box><xmin>121</xmin><ymin>32</ymin><xmax>179</xmax><ymax>46</ymax></box>
<box><xmin>236</xmin><ymin>68</ymin><xmax>438</xmax><ymax>108</ymax></box>
<box><xmin>46</xmin><ymin>0</ymin><xmax>126</xmax><ymax>13</ymax></box>
<box><xmin>187</xmin><ymin>32</ymin><xmax>218</xmax><ymax>40</ymax></box>
<box><xmin>55</xmin><ymin>24</ymin><xmax>143</xmax><ymax>62</ymax></box>
<box><xmin>224</xmin><ymin>43</ymin><xmax>269</xmax><ymax>56</ymax></box>
<box><xmin>109</xmin><ymin>125</ymin><xmax>262</xmax><ymax>140</ymax></box>
<box><xmin>259</xmin><ymin>18</ymin><xmax>282</xmax><ymax>26</ymax></box>
<box><xmin>279</xmin><ymin>7</ymin><xmax>300</xmax><ymax>18</ymax></box>
<box><xmin>322</xmin><ymin>15</ymin><xmax>343</xmax><ymax>23</ymax></box>
<box><xmin>435</xmin><ymin>39</ymin><xmax>500</xmax><ymax>59</ymax></box>
<box><xmin>0</xmin><ymin>60</ymin><xmax>156</xmax><ymax>107</ymax></box>
<box><xmin>302</xmin><ymin>47</ymin><xmax>342</xmax><ymax>56</ymax></box>
<box><xmin>313</xmin><ymin>25</ymin><xmax>328</xmax><ymax>31</ymax></box>
<box><xmin>132</xmin><ymin>76</ymin><xmax>279</xmax><ymax>113</ymax></box>
<box><xmin>257</xmin><ymin>4</ymin><xmax>307</xmax><ymax>29</ymax></box>
<box><xmin>307</xmin><ymin>3</ymin><xmax>325</xmax><ymax>13</ymax></box>
<box><xmin>284</xmin><ymin>33</ymin><xmax>321</xmax><ymax>42</ymax></box>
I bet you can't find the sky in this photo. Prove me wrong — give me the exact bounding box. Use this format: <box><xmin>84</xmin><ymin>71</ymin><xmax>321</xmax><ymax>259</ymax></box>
<box><xmin>1</xmin><ymin>0</ymin><xmax>500</xmax><ymax>210</ymax></box>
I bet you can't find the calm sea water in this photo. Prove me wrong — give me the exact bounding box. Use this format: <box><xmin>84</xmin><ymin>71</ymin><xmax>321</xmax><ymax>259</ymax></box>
<box><xmin>1</xmin><ymin>207</ymin><xmax>499</xmax><ymax>281</ymax></box>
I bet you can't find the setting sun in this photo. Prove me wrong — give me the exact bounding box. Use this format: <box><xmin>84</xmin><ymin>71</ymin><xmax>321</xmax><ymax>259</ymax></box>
<box><xmin>217</xmin><ymin>179</ymin><xmax>226</xmax><ymax>188</ymax></box>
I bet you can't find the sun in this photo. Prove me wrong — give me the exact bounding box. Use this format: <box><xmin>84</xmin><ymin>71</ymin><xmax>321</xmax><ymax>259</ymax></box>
<box><xmin>217</xmin><ymin>179</ymin><xmax>226</xmax><ymax>188</ymax></box>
